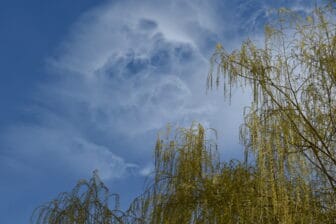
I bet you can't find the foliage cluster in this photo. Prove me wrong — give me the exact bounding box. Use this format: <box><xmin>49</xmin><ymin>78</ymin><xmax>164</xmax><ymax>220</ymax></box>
<box><xmin>125</xmin><ymin>125</ymin><xmax>332</xmax><ymax>223</ymax></box>
<box><xmin>31</xmin><ymin>170</ymin><xmax>123</xmax><ymax>223</ymax></box>
<box><xmin>210</xmin><ymin>2</ymin><xmax>336</xmax><ymax>194</ymax></box>
<box><xmin>32</xmin><ymin>124</ymin><xmax>335</xmax><ymax>223</ymax></box>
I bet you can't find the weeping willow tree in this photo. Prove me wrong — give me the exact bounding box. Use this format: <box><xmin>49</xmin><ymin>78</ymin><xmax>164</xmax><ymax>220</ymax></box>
<box><xmin>31</xmin><ymin>170</ymin><xmax>124</xmax><ymax>224</ymax></box>
<box><xmin>32</xmin><ymin>124</ymin><xmax>333</xmax><ymax>223</ymax></box>
<box><xmin>208</xmin><ymin>1</ymin><xmax>336</xmax><ymax>220</ymax></box>
<box><xmin>125</xmin><ymin>124</ymin><xmax>329</xmax><ymax>223</ymax></box>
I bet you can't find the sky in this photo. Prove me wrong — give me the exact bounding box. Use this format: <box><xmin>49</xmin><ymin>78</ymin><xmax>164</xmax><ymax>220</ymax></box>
<box><xmin>0</xmin><ymin>0</ymin><xmax>315</xmax><ymax>223</ymax></box>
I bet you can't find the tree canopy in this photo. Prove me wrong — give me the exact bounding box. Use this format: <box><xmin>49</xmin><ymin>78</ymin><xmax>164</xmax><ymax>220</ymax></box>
<box><xmin>32</xmin><ymin>124</ymin><xmax>335</xmax><ymax>223</ymax></box>
<box><xmin>31</xmin><ymin>170</ymin><xmax>124</xmax><ymax>223</ymax></box>
<box><xmin>209</xmin><ymin>0</ymin><xmax>336</xmax><ymax>212</ymax></box>
<box><xmin>126</xmin><ymin>124</ymin><xmax>330</xmax><ymax>223</ymax></box>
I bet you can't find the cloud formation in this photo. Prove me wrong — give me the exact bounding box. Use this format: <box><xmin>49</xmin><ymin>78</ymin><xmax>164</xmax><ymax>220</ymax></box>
<box><xmin>1</xmin><ymin>0</ymin><xmax>315</xmax><ymax>182</ymax></box>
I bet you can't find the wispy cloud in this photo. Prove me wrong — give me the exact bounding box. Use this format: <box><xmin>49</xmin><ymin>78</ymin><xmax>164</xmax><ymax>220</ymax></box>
<box><xmin>1</xmin><ymin>124</ymin><xmax>136</xmax><ymax>180</ymax></box>
<box><xmin>1</xmin><ymin>0</ymin><xmax>314</xmax><ymax>182</ymax></box>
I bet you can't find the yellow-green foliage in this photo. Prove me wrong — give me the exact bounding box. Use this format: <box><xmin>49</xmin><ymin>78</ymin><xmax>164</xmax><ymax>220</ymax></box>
<box><xmin>208</xmin><ymin>1</ymin><xmax>336</xmax><ymax>222</ymax></box>
<box><xmin>126</xmin><ymin>124</ymin><xmax>331</xmax><ymax>224</ymax></box>
<box><xmin>31</xmin><ymin>170</ymin><xmax>124</xmax><ymax>224</ymax></box>
<box><xmin>32</xmin><ymin>124</ymin><xmax>335</xmax><ymax>223</ymax></box>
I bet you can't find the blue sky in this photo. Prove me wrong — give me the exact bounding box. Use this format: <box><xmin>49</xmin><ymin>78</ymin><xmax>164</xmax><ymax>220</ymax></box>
<box><xmin>0</xmin><ymin>0</ymin><xmax>315</xmax><ymax>223</ymax></box>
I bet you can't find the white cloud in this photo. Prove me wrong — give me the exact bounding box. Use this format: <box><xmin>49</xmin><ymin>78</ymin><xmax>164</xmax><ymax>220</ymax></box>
<box><xmin>139</xmin><ymin>163</ymin><xmax>154</xmax><ymax>177</ymax></box>
<box><xmin>7</xmin><ymin>0</ymin><xmax>312</xmax><ymax>181</ymax></box>
<box><xmin>44</xmin><ymin>0</ymin><xmax>249</xmax><ymax>139</ymax></box>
